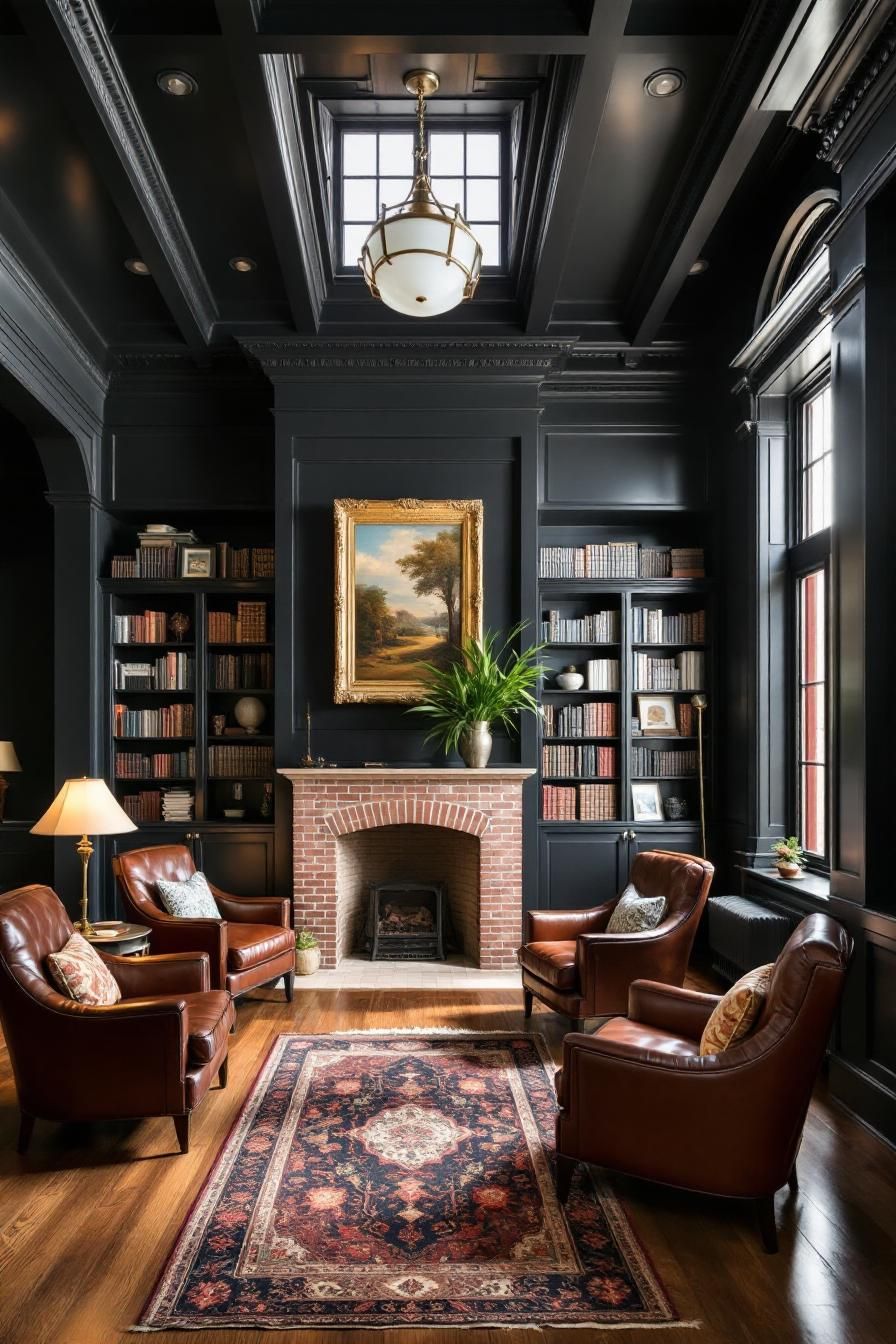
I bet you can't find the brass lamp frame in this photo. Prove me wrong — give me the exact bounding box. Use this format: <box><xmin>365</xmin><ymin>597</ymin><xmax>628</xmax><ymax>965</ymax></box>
<box><xmin>358</xmin><ymin>70</ymin><xmax>483</xmax><ymax>305</ymax></box>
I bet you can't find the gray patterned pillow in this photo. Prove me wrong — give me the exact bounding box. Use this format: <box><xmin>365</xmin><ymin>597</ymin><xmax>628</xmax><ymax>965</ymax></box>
<box><xmin>606</xmin><ymin>883</ymin><xmax>666</xmax><ymax>934</ymax></box>
<box><xmin>156</xmin><ymin>871</ymin><xmax>220</xmax><ymax>919</ymax></box>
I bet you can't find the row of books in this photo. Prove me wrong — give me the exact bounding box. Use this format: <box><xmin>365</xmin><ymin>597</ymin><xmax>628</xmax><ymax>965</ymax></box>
<box><xmin>221</xmin><ymin>545</ymin><xmax>274</xmax><ymax>579</ymax></box>
<box><xmin>542</xmin><ymin>745</ymin><xmax>617</xmax><ymax>778</ymax></box>
<box><xmin>113</xmin><ymin>610</ymin><xmax>172</xmax><ymax>644</ymax></box>
<box><xmin>633</xmin><ymin>651</ymin><xmax>705</xmax><ymax>690</ymax></box>
<box><xmin>110</xmin><ymin>532</ymin><xmax>274</xmax><ymax>581</ymax></box>
<box><xmin>207</xmin><ymin>745</ymin><xmax>274</xmax><ymax>778</ymax></box>
<box><xmin>208</xmin><ymin>652</ymin><xmax>274</xmax><ymax>690</ymax></box>
<box><xmin>208</xmin><ymin>603</ymin><xmax>268</xmax><ymax>644</ymax></box>
<box><xmin>115</xmin><ymin>750</ymin><xmax>196</xmax><ymax>780</ymax></box>
<box><xmin>542</xmin><ymin>783</ymin><xmax>618</xmax><ymax>821</ymax></box>
<box><xmin>542</xmin><ymin>702</ymin><xmax>618</xmax><ymax>738</ymax></box>
<box><xmin>539</xmin><ymin>545</ymin><xmax>705</xmax><ymax>580</ymax></box>
<box><xmin>113</xmin><ymin>653</ymin><xmax>194</xmax><ymax>691</ymax></box>
<box><xmin>584</xmin><ymin>659</ymin><xmax>620</xmax><ymax>690</ymax></box>
<box><xmin>631</xmin><ymin>747</ymin><xmax>698</xmax><ymax>778</ymax></box>
<box><xmin>541</xmin><ymin>609</ymin><xmax>620</xmax><ymax>643</ymax></box>
<box><xmin>120</xmin><ymin>790</ymin><xmax>164</xmax><ymax>823</ymax></box>
<box><xmin>114</xmin><ymin>704</ymin><xmax>195</xmax><ymax>738</ymax></box>
<box><xmin>631</xmin><ymin>608</ymin><xmax>705</xmax><ymax>645</ymax></box>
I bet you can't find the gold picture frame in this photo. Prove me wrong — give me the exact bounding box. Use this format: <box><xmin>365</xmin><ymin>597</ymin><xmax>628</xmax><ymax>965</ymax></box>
<box><xmin>334</xmin><ymin>498</ymin><xmax>483</xmax><ymax>704</ymax></box>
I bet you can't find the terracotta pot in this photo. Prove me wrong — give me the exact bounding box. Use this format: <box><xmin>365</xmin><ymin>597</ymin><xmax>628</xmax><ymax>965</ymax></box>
<box><xmin>776</xmin><ymin>861</ymin><xmax>801</xmax><ymax>880</ymax></box>
<box><xmin>295</xmin><ymin>946</ymin><xmax>320</xmax><ymax>975</ymax></box>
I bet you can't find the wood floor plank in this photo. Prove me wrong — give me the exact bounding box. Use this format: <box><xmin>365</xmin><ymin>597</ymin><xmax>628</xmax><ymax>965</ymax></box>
<box><xmin>0</xmin><ymin>981</ymin><xmax>893</xmax><ymax>1344</ymax></box>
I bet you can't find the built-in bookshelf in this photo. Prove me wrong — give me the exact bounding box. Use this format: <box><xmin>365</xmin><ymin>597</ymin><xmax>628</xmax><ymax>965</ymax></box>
<box><xmin>103</xmin><ymin>580</ymin><xmax>275</xmax><ymax>827</ymax></box>
<box><xmin>537</xmin><ymin>524</ymin><xmax>711</xmax><ymax>828</ymax></box>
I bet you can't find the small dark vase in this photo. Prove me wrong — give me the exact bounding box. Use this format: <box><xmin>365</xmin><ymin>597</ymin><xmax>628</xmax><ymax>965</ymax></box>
<box><xmin>170</xmin><ymin>611</ymin><xmax>191</xmax><ymax>643</ymax></box>
<box><xmin>663</xmin><ymin>796</ymin><xmax>688</xmax><ymax>821</ymax></box>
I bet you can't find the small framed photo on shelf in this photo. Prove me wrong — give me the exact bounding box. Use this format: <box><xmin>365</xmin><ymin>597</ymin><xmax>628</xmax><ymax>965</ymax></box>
<box><xmin>179</xmin><ymin>545</ymin><xmax>216</xmax><ymax>580</ymax></box>
<box><xmin>631</xmin><ymin>781</ymin><xmax>664</xmax><ymax>822</ymax></box>
<box><xmin>636</xmin><ymin>694</ymin><xmax>678</xmax><ymax>736</ymax></box>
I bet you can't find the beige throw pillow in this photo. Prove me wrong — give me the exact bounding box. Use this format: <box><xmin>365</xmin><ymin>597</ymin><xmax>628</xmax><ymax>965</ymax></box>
<box><xmin>606</xmin><ymin>884</ymin><xmax>666</xmax><ymax>934</ymax></box>
<box><xmin>699</xmin><ymin>963</ymin><xmax>773</xmax><ymax>1055</ymax></box>
<box><xmin>47</xmin><ymin>932</ymin><xmax>122</xmax><ymax>1006</ymax></box>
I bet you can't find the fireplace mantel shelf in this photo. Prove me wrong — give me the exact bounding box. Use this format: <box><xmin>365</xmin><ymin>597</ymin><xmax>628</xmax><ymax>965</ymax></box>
<box><xmin>278</xmin><ymin>767</ymin><xmax>535</xmax><ymax>781</ymax></box>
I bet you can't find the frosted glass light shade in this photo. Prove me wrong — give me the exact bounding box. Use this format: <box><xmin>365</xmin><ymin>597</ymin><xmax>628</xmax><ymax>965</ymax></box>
<box><xmin>359</xmin><ymin>185</ymin><xmax>483</xmax><ymax>317</ymax></box>
<box><xmin>31</xmin><ymin>777</ymin><xmax>137</xmax><ymax>836</ymax></box>
<box><xmin>0</xmin><ymin>742</ymin><xmax>21</xmax><ymax>772</ymax></box>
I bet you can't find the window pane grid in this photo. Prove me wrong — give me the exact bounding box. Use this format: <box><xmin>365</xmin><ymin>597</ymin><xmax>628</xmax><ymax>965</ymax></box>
<box><xmin>339</xmin><ymin>127</ymin><xmax>503</xmax><ymax>268</ymax></box>
<box><xmin>800</xmin><ymin>385</ymin><xmax>833</xmax><ymax>539</ymax></box>
<box><xmin>797</xmin><ymin>568</ymin><xmax>827</xmax><ymax>858</ymax></box>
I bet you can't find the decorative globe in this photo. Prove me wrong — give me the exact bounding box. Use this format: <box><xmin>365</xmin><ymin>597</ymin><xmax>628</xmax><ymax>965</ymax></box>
<box><xmin>234</xmin><ymin>696</ymin><xmax>266</xmax><ymax>734</ymax></box>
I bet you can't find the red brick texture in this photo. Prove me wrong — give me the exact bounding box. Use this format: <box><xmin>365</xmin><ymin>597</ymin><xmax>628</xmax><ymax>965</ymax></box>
<box><xmin>282</xmin><ymin>770</ymin><xmax>530</xmax><ymax>969</ymax></box>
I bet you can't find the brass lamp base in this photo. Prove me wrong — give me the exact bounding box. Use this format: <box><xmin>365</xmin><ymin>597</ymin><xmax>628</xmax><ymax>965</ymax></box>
<box><xmin>75</xmin><ymin>834</ymin><xmax>96</xmax><ymax>937</ymax></box>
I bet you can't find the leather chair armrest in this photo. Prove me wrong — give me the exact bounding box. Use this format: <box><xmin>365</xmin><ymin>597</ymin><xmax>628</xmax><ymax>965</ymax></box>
<box><xmin>212</xmin><ymin>893</ymin><xmax>290</xmax><ymax>928</ymax></box>
<box><xmin>526</xmin><ymin>900</ymin><xmax>616</xmax><ymax>942</ymax></box>
<box><xmin>103</xmin><ymin>951</ymin><xmax>211</xmax><ymax>998</ymax></box>
<box><xmin>137</xmin><ymin>916</ymin><xmax>228</xmax><ymax>988</ymax></box>
<box><xmin>627</xmin><ymin>979</ymin><xmax>721</xmax><ymax>1040</ymax></box>
<box><xmin>574</xmin><ymin>914</ymin><xmax>688</xmax><ymax>1003</ymax></box>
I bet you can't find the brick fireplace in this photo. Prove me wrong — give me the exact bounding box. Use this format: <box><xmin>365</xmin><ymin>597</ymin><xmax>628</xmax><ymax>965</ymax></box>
<box><xmin>278</xmin><ymin>767</ymin><xmax>534</xmax><ymax>969</ymax></box>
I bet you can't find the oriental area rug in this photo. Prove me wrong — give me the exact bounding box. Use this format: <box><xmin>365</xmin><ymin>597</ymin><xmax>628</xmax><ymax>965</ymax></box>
<box><xmin>136</xmin><ymin>1032</ymin><xmax>680</xmax><ymax>1330</ymax></box>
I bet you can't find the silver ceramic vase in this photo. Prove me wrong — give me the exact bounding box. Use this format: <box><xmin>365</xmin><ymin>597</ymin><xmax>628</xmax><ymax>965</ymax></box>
<box><xmin>459</xmin><ymin>721</ymin><xmax>493</xmax><ymax>768</ymax></box>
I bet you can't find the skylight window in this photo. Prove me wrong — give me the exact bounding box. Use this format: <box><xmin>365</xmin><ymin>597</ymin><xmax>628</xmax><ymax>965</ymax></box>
<box><xmin>339</xmin><ymin>127</ymin><xmax>503</xmax><ymax>271</ymax></box>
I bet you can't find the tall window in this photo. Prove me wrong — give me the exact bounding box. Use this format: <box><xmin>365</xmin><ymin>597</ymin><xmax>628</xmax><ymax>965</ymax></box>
<box><xmin>792</xmin><ymin>381</ymin><xmax>832</xmax><ymax>866</ymax></box>
<box><xmin>339</xmin><ymin>127</ymin><xmax>503</xmax><ymax>270</ymax></box>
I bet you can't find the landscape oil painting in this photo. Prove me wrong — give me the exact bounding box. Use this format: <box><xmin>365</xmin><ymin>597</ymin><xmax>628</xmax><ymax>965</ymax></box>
<box><xmin>334</xmin><ymin>499</ymin><xmax>483</xmax><ymax>703</ymax></box>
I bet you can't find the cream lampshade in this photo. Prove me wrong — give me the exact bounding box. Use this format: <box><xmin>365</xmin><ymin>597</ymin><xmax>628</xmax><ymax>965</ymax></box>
<box><xmin>31</xmin><ymin>777</ymin><xmax>136</xmax><ymax>935</ymax></box>
<box><xmin>0</xmin><ymin>741</ymin><xmax>22</xmax><ymax>823</ymax></box>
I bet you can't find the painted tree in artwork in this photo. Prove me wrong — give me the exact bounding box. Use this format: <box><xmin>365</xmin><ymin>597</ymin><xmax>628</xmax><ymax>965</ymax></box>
<box><xmin>396</xmin><ymin>529</ymin><xmax>461</xmax><ymax>646</ymax></box>
<box><xmin>355</xmin><ymin>584</ymin><xmax>397</xmax><ymax>653</ymax></box>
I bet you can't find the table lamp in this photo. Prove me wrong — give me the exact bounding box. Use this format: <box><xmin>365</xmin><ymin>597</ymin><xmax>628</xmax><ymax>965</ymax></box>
<box><xmin>0</xmin><ymin>741</ymin><xmax>22</xmax><ymax>823</ymax></box>
<box><xmin>31</xmin><ymin>777</ymin><xmax>137</xmax><ymax>935</ymax></box>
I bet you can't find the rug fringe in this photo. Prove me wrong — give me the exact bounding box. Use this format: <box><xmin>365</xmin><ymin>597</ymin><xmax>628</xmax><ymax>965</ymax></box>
<box><xmin>325</xmin><ymin>1027</ymin><xmax>537</xmax><ymax>1036</ymax></box>
<box><xmin>132</xmin><ymin>1321</ymin><xmax>699</xmax><ymax>1333</ymax></box>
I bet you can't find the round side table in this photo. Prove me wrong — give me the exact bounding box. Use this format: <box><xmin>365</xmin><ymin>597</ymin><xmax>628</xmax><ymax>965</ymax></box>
<box><xmin>85</xmin><ymin>923</ymin><xmax>151</xmax><ymax>956</ymax></box>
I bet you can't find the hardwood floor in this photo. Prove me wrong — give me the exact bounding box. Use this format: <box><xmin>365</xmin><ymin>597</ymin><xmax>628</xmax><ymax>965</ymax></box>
<box><xmin>1</xmin><ymin>982</ymin><xmax>894</xmax><ymax>1344</ymax></box>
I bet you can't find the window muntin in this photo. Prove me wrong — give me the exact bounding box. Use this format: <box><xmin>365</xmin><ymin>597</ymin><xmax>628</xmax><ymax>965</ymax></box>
<box><xmin>797</xmin><ymin>567</ymin><xmax>827</xmax><ymax>859</ymax></box>
<box><xmin>339</xmin><ymin>127</ymin><xmax>503</xmax><ymax>270</ymax></box>
<box><xmin>800</xmin><ymin>384</ymin><xmax>832</xmax><ymax>538</ymax></box>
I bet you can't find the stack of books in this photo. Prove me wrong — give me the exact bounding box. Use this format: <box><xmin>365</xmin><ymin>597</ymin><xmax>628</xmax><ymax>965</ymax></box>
<box><xmin>136</xmin><ymin>525</ymin><xmax>198</xmax><ymax>579</ymax></box>
<box><xmin>162</xmin><ymin>788</ymin><xmax>193</xmax><ymax>822</ymax></box>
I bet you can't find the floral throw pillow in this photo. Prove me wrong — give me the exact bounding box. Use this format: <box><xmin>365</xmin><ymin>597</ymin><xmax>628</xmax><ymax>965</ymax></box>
<box><xmin>156</xmin><ymin>870</ymin><xmax>220</xmax><ymax>920</ymax></box>
<box><xmin>700</xmin><ymin>963</ymin><xmax>774</xmax><ymax>1056</ymax></box>
<box><xmin>47</xmin><ymin>932</ymin><xmax>122</xmax><ymax>1006</ymax></box>
<box><xmin>606</xmin><ymin>884</ymin><xmax>667</xmax><ymax>934</ymax></box>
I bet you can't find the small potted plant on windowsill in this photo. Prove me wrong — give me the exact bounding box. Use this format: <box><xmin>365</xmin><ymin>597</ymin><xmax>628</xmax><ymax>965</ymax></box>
<box><xmin>295</xmin><ymin>929</ymin><xmax>321</xmax><ymax>975</ymax></box>
<box><xmin>772</xmin><ymin>836</ymin><xmax>806</xmax><ymax>880</ymax></box>
<box><xmin>408</xmin><ymin>622</ymin><xmax>545</xmax><ymax>768</ymax></box>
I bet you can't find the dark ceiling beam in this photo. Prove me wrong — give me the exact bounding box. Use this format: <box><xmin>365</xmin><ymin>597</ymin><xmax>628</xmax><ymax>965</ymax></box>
<box><xmin>254</xmin><ymin>35</ymin><xmax>593</xmax><ymax>55</ymax></box>
<box><xmin>15</xmin><ymin>0</ymin><xmax>218</xmax><ymax>357</ymax></box>
<box><xmin>623</xmin><ymin>0</ymin><xmax>810</xmax><ymax>349</ymax></box>
<box><xmin>216</xmin><ymin>0</ymin><xmax>325</xmax><ymax>333</ymax></box>
<box><xmin>522</xmin><ymin>0</ymin><xmax>633</xmax><ymax>335</ymax></box>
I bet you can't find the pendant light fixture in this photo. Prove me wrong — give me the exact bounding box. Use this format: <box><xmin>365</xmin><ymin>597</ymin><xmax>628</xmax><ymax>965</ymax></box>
<box><xmin>358</xmin><ymin>70</ymin><xmax>483</xmax><ymax>316</ymax></box>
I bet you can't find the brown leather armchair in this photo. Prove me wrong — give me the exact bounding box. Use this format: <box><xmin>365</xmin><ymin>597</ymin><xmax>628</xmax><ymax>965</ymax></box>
<box><xmin>0</xmin><ymin>884</ymin><xmax>234</xmax><ymax>1155</ymax></box>
<box><xmin>519</xmin><ymin>850</ymin><xmax>714</xmax><ymax>1029</ymax></box>
<box><xmin>555</xmin><ymin>913</ymin><xmax>853</xmax><ymax>1251</ymax></box>
<box><xmin>112</xmin><ymin>844</ymin><xmax>295</xmax><ymax>1002</ymax></box>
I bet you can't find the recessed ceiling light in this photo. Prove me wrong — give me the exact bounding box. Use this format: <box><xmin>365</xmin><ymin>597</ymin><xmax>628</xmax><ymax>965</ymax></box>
<box><xmin>644</xmin><ymin>68</ymin><xmax>685</xmax><ymax>99</ymax></box>
<box><xmin>689</xmin><ymin>257</ymin><xmax>709</xmax><ymax>275</ymax></box>
<box><xmin>156</xmin><ymin>69</ymin><xmax>198</xmax><ymax>97</ymax></box>
<box><xmin>229</xmin><ymin>256</ymin><xmax>257</xmax><ymax>273</ymax></box>
<box><xmin>124</xmin><ymin>257</ymin><xmax>150</xmax><ymax>275</ymax></box>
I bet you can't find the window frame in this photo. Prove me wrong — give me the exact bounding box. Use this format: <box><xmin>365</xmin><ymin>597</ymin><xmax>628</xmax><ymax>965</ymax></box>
<box><xmin>333</xmin><ymin>117</ymin><xmax>512</xmax><ymax>275</ymax></box>
<box><xmin>788</xmin><ymin>369</ymin><xmax>833</xmax><ymax>873</ymax></box>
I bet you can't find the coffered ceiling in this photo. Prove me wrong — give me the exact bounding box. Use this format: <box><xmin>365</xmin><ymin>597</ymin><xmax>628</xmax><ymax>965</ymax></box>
<box><xmin>0</xmin><ymin>1</ymin><xmax>861</xmax><ymax>368</ymax></box>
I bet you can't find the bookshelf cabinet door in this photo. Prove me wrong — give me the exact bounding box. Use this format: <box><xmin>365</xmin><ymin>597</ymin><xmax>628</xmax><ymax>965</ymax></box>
<box><xmin>194</xmin><ymin>829</ymin><xmax>275</xmax><ymax>897</ymax></box>
<box><xmin>539</xmin><ymin>830</ymin><xmax>627</xmax><ymax>910</ymax></box>
<box><xmin>627</xmin><ymin>827</ymin><xmax>703</xmax><ymax>873</ymax></box>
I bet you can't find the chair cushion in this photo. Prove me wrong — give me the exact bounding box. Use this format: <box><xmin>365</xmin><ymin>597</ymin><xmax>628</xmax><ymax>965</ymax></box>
<box><xmin>595</xmin><ymin>1015</ymin><xmax>700</xmax><ymax>1058</ymax></box>
<box><xmin>185</xmin><ymin>991</ymin><xmax>232</xmax><ymax>1065</ymax></box>
<box><xmin>47</xmin><ymin>932</ymin><xmax>122</xmax><ymax>1006</ymax></box>
<box><xmin>606</xmin><ymin>884</ymin><xmax>666</xmax><ymax>933</ymax></box>
<box><xmin>518</xmin><ymin>940</ymin><xmax>578</xmax><ymax>991</ymax></box>
<box><xmin>700</xmin><ymin>963</ymin><xmax>774</xmax><ymax>1056</ymax></box>
<box><xmin>156</xmin><ymin>871</ymin><xmax>220</xmax><ymax>920</ymax></box>
<box><xmin>227</xmin><ymin>923</ymin><xmax>295</xmax><ymax>972</ymax></box>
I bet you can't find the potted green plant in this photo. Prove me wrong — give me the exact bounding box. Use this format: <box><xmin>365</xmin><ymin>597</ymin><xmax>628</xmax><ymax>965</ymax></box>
<box><xmin>294</xmin><ymin>928</ymin><xmax>320</xmax><ymax>975</ymax></box>
<box><xmin>408</xmin><ymin>623</ymin><xmax>545</xmax><ymax>767</ymax></box>
<box><xmin>771</xmin><ymin>836</ymin><xmax>805</xmax><ymax>879</ymax></box>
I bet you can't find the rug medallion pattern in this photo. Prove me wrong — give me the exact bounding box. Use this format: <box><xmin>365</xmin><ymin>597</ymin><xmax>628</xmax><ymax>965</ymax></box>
<box><xmin>137</xmin><ymin>1033</ymin><xmax>677</xmax><ymax>1329</ymax></box>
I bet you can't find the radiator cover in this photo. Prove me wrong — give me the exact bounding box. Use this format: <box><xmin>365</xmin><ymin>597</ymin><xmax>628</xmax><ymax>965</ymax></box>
<box><xmin>707</xmin><ymin>895</ymin><xmax>792</xmax><ymax>983</ymax></box>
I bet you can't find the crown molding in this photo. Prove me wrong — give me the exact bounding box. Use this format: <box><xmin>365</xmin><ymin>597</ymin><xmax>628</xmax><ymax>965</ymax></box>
<box><xmin>540</xmin><ymin>343</ymin><xmax>692</xmax><ymax>398</ymax></box>
<box><xmin>47</xmin><ymin>0</ymin><xmax>218</xmax><ymax>342</ymax></box>
<box><xmin>240</xmin><ymin>338</ymin><xmax>574</xmax><ymax>377</ymax></box>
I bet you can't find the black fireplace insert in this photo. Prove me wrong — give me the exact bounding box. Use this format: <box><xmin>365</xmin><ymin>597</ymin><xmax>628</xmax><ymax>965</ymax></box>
<box><xmin>368</xmin><ymin>879</ymin><xmax>446</xmax><ymax>961</ymax></box>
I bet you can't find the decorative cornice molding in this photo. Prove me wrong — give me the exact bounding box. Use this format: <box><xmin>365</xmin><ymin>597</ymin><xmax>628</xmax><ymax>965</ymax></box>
<box><xmin>540</xmin><ymin>343</ymin><xmax>691</xmax><ymax>398</ymax></box>
<box><xmin>48</xmin><ymin>0</ymin><xmax>217</xmax><ymax>341</ymax></box>
<box><xmin>818</xmin><ymin>263</ymin><xmax>866</xmax><ymax>319</ymax></box>
<box><xmin>813</xmin><ymin>12</ymin><xmax>896</xmax><ymax>168</ymax></box>
<box><xmin>240</xmin><ymin>338</ymin><xmax>574</xmax><ymax>376</ymax></box>
<box><xmin>730</xmin><ymin>250</ymin><xmax>830</xmax><ymax>376</ymax></box>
